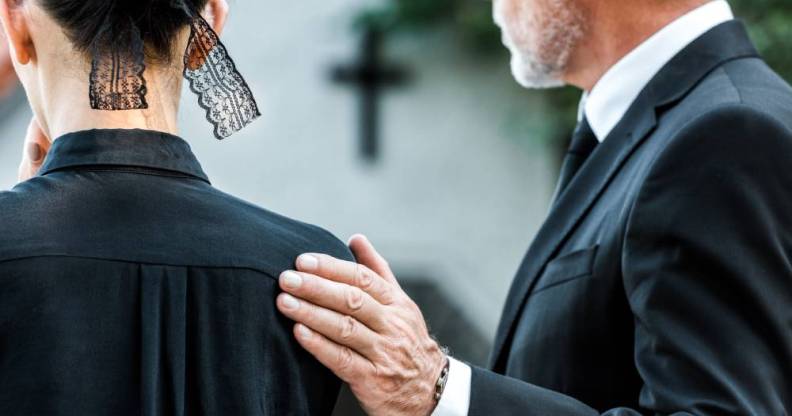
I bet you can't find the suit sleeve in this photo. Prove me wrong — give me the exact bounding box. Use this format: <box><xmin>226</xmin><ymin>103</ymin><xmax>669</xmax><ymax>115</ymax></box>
<box><xmin>468</xmin><ymin>105</ymin><xmax>792</xmax><ymax>415</ymax></box>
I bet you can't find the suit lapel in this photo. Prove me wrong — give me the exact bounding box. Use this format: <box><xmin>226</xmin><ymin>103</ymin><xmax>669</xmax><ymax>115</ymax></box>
<box><xmin>489</xmin><ymin>97</ymin><xmax>657</xmax><ymax>371</ymax></box>
<box><xmin>489</xmin><ymin>20</ymin><xmax>760</xmax><ymax>371</ymax></box>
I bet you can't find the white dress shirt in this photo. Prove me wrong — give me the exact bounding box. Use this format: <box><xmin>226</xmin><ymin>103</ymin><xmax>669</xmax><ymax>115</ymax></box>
<box><xmin>432</xmin><ymin>2</ymin><xmax>734</xmax><ymax>415</ymax></box>
<box><xmin>581</xmin><ymin>0</ymin><xmax>734</xmax><ymax>141</ymax></box>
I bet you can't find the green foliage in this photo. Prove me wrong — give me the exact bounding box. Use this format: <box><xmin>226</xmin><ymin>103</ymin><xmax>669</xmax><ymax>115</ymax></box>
<box><xmin>354</xmin><ymin>0</ymin><xmax>503</xmax><ymax>52</ymax></box>
<box><xmin>356</xmin><ymin>0</ymin><xmax>792</xmax><ymax>140</ymax></box>
<box><xmin>731</xmin><ymin>0</ymin><xmax>792</xmax><ymax>82</ymax></box>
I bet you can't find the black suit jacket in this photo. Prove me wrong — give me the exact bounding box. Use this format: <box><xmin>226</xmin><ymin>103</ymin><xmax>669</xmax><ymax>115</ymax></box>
<box><xmin>474</xmin><ymin>21</ymin><xmax>792</xmax><ymax>415</ymax></box>
<box><xmin>0</xmin><ymin>129</ymin><xmax>352</xmax><ymax>415</ymax></box>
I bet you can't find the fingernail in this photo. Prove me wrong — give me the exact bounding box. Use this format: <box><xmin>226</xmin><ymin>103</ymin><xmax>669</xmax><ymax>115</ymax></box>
<box><xmin>26</xmin><ymin>143</ymin><xmax>42</xmax><ymax>163</ymax></box>
<box><xmin>347</xmin><ymin>234</ymin><xmax>366</xmax><ymax>246</ymax></box>
<box><xmin>297</xmin><ymin>324</ymin><xmax>312</xmax><ymax>340</ymax></box>
<box><xmin>297</xmin><ymin>255</ymin><xmax>318</xmax><ymax>271</ymax></box>
<box><xmin>281</xmin><ymin>294</ymin><xmax>300</xmax><ymax>310</ymax></box>
<box><xmin>281</xmin><ymin>271</ymin><xmax>303</xmax><ymax>289</ymax></box>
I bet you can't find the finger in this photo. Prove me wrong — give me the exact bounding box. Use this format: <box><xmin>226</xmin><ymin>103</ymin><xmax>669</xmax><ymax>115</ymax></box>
<box><xmin>27</xmin><ymin>118</ymin><xmax>50</xmax><ymax>152</ymax></box>
<box><xmin>292</xmin><ymin>323</ymin><xmax>376</xmax><ymax>384</ymax></box>
<box><xmin>24</xmin><ymin>119</ymin><xmax>48</xmax><ymax>165</ymax></box>
<box><xmin>296</xmin><ymin>253</ymin><xmax>396</xmax><ymax>305</ymax></box>
<box><xmin>17</xmin><ymin>142</ymin><xmax>42</xmax><ymax>183</ymax></box>
<box><xmin>277</xmin><ymin>293</ymin><xmax>381</xmax><ymax>359</ymax></box>
<box><xmin>347</xmin><ymin>234</ymin><xmax>397</xmax><ymax>284</ymax></box>
<box><xmin>26</xmin><ymin>142</ymin><xmax>43</xmax><ymax>164</ymax></box>
<box><xmin>279</xmin><ymin>270</ymin><xmax>388</xmax><ymax>331</ymax></box>
<box><xmin>18</xmin><ymin>119</ymin><xmax>49</xmax><ymax>182</ymax></box>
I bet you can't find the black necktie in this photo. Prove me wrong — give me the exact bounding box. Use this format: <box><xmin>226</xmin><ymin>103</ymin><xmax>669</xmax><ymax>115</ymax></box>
<box><xmin>552</xmin><ymin>118</ymin><xmax>598</xmax><ymax>203</ymax></box>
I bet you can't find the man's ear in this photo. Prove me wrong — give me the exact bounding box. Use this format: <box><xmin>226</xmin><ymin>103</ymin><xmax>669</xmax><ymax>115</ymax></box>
<box><xmin>0</xmin><ymin>0</ymin><xmax>33</xmax><ymax>65</ymax></box>
<box><xmin>202</xmin><ymin>0</ymin><xmax>229</xmax><ymax>36</ymax></box>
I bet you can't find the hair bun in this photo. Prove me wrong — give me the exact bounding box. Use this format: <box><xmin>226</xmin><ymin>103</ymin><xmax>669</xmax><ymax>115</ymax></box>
<box><xmin>42</xmin><ymin>0</ymin><xmax>208</xmax><ymax>63</ymax></box>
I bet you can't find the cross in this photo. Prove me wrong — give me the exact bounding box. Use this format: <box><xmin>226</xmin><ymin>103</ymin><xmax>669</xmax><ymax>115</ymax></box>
<box><xmin>331</xmin><ymin>27</ymin><xmax>411</xmax><ymax>161</ymax></box>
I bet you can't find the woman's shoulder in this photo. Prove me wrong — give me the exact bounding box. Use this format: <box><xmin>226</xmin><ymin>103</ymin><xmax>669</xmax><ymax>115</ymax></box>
<box><xmin>202</xmin><ymin>186</ymin><xmax>356</xmax><ymax>267</ymax></box>
<box><xmin>0</xmin><ymin>177</ymin><xmax>354</xmax><ymax>275</ymax></box>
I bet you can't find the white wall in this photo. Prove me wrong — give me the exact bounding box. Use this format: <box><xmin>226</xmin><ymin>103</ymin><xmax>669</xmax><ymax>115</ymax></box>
<box><xmin>0</xmin><ymin>0</ymin><xmax>558</xmax><ymax>341</ymax></box>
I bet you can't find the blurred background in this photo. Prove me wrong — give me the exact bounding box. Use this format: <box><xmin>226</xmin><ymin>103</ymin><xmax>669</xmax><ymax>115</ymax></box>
<box><xmin>0</xmin><ymin>0</ymin><xmax>790</xmax><ymax>414</ymax></box>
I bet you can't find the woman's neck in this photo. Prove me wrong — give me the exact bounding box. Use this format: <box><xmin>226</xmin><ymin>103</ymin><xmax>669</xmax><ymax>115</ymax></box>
<box><xmin>41</xmin><ymin>66</ymin><xmax>182</xmax><ymax>141</ymax></box>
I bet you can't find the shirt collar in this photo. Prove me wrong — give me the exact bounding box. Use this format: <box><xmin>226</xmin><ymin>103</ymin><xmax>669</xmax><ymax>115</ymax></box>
<box><xmin>579</xmin><ymin>0</ymin><xmax>734</xmax><ymax>141</ymax></box>
<box><xmin>38</xmin><ymin>129</ymin><xmax>210</xmax><ymax>184</ymax></box>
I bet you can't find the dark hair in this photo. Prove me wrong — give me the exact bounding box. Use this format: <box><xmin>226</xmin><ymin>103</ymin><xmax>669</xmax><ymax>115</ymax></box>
<box><xmin>40</xmin><ymin>0</ymin><xmax>211</xmax><ymax>63</ymax></box>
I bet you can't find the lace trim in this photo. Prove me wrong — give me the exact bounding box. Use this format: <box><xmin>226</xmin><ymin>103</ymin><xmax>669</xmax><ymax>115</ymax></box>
<box><xmin>87</xmin><ymin>12</ymin><xmax>260</xmax><ymax>139</ymax></box>
<box><xmin>183</xmin><ymin>16</ymin><xmax>261</xmax><ymax>140</ymax></box>
<box><xmin>89</xmin><ymin>24</ymin><xmax>148</xmax><ymax>111</ymax></box>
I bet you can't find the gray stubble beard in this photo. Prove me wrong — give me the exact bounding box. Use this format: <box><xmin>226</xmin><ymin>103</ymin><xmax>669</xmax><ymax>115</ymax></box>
<box><xmin>506</xmin><ymin>0</ymin><xmax>587</xmax><ymax>89</ymax></box>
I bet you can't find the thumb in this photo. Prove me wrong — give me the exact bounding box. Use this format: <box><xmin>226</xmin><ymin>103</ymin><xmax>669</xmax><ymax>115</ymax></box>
<box><xmin>347</xmin><ymin>234</ymin><xmax>398</xmax><ymax>285</ymax></box>
<box><xmin>17</xmin><ymin>118</ymin><xmax>49</xmax><ymax>183</ymax></box>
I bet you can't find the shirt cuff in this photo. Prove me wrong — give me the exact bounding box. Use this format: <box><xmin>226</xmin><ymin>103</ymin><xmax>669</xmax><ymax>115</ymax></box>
<box><xmin>431</xmin><ymin>356</ymin><xmax>472</xmax><ymax>416</ymax></box>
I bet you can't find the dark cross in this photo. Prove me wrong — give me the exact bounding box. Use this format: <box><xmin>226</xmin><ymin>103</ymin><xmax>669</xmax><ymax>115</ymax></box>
<box><xmin>331</xmin><ymin>27</ymin><xmax>411</xmax><ymax>161</ymax></box>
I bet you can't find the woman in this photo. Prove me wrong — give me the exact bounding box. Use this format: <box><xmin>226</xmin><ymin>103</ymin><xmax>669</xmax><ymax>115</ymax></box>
<box><xmin>0</xmin><ymin>0</ymin><xmax>352</xmax><ymax>414</ymax></box>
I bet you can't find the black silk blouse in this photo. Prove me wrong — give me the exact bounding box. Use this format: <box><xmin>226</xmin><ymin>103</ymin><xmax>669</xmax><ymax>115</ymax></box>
<box><xmin>0</xmin><ymin>129</ymin><xmax>351</xmax><ymax>415</ymax></box>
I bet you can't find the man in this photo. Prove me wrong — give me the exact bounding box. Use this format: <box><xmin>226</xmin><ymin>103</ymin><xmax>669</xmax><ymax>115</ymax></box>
<box><xmin>276</xmin><ymin>0</ymin><xmax>792</xmax><ymax>414</ymax></box>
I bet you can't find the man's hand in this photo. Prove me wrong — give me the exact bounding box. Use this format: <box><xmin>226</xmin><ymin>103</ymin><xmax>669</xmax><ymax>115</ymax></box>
<box><xmin>18</xmin><ymin>117</ymin><xmax>49</xmax><ymax>183</ymax></box>
<box><xmin>277</xmin><ymin>235</ymin><xmax>447</xmax><ymax>416</ymax></box>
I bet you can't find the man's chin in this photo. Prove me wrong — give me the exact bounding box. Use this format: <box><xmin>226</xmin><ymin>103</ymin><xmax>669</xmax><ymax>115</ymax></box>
<box><xmin>511</xmin><ymin>56</ymin><xmax>566</xmax><ymax>89</ymax></box>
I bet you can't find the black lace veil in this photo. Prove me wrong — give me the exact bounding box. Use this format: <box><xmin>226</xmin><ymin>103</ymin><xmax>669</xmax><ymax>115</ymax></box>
<box><xmin>183</xmin><ymin>16</ymin><xmax>261</xmax><ymax>140</ymax></box>
<box><xmin>89</xmin><ymin>17</ymin><xmax>148</xmax><ymax>111</ymax></box>
<box><xmin>88</xmin><ymin>2</ymin><xmax>260</xmax><ymax>140</ymax></box>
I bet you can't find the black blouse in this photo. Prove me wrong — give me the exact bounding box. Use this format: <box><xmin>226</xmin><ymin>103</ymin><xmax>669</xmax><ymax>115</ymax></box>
<box><xmin>0</xmin><ymin>129</ymin><xmax>351</xmax><ymax>415</ymax></box>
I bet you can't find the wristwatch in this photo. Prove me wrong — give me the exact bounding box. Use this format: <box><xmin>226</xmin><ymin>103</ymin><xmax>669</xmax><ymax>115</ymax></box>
<box><xmin>434</xmin><ymin>356</ymin><xmax>451</xmax><ymax>401</ymax></box>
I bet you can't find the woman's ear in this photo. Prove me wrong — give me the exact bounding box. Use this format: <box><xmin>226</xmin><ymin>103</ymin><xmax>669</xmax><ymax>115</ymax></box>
<box><xmin>0</xmin><ymin>0</ymin><xmax>33</xmax><ymax>65</ymax></box>
<box><xmin>202</xmin><ymin>0</ymin><xmax>229</xmax><ymax>36</ymax></box>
